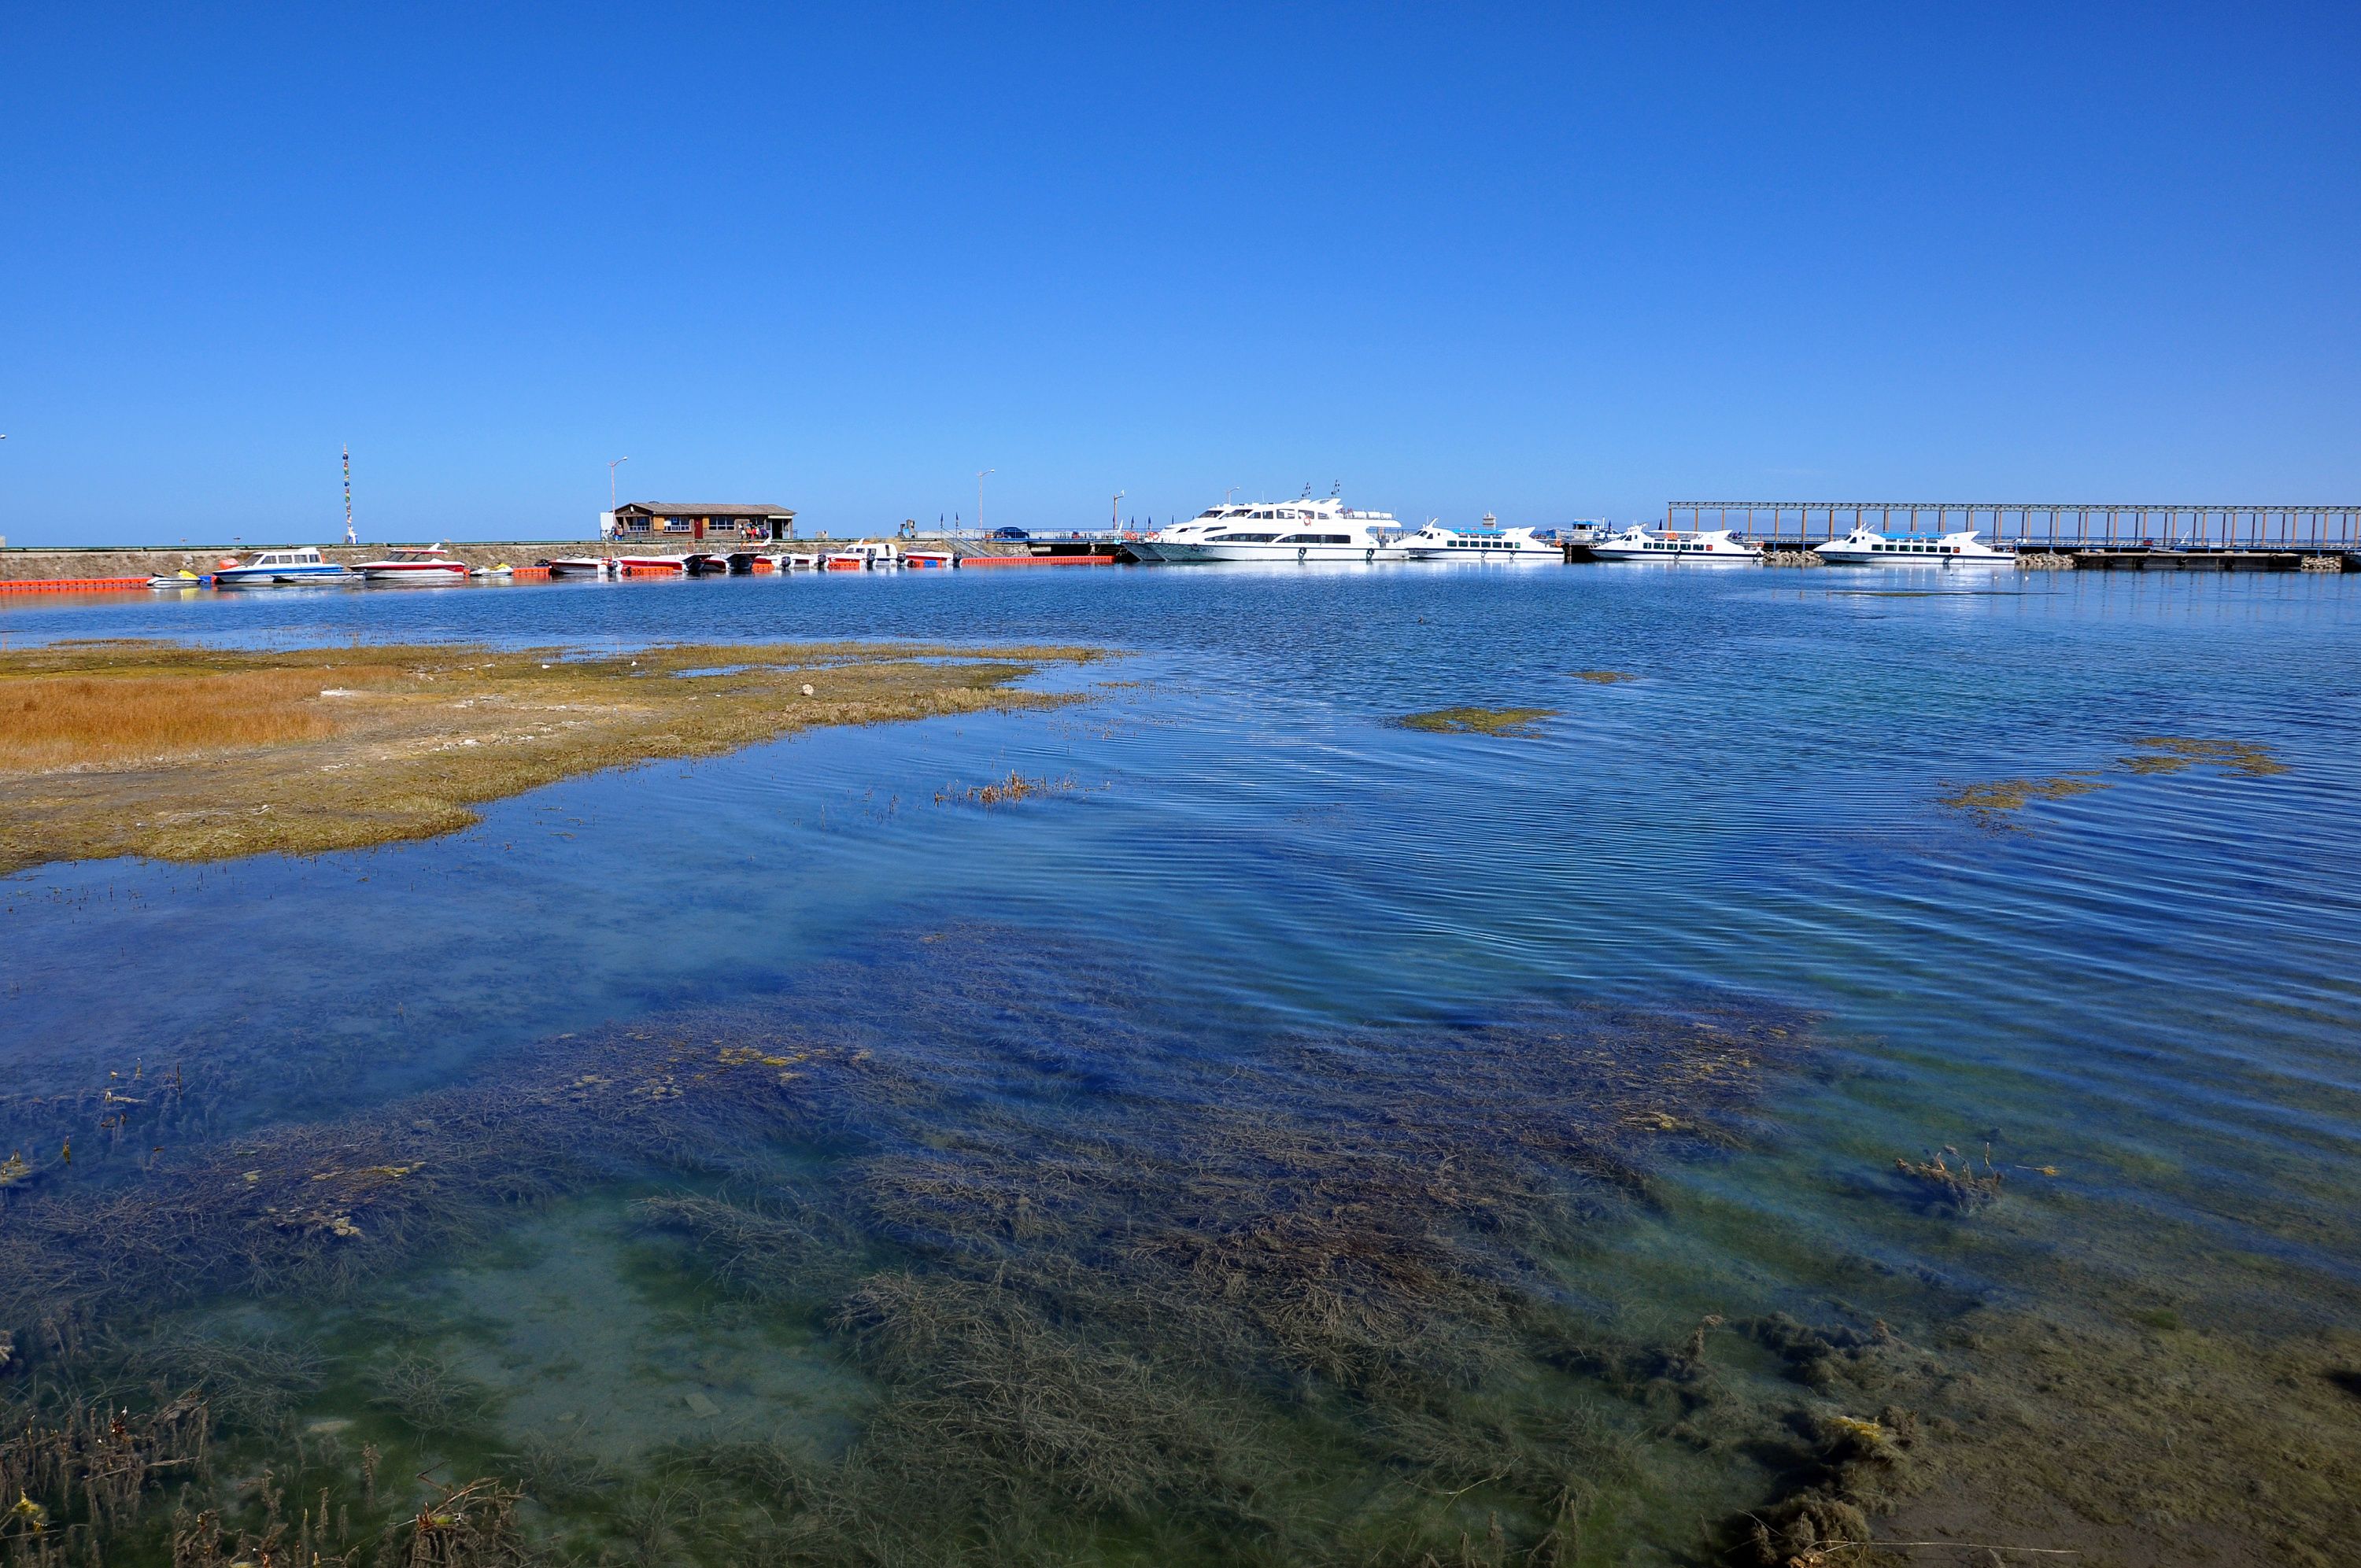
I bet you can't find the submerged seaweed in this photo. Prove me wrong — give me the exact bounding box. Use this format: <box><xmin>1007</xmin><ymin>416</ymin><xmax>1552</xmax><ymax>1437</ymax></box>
<box><xmin>2119</xmin><ymin>736</ymin><xmax>2288</xmax><ymax>777</ymax></box>
<box><xmin>0</xmin><ymin>930</ymin><xmax>1826</xmax><ymax>1566</ymax></box>
<box><xmin>1389</xmin><ymin>707</ymin><xmax>1558</xmax><ymax>736</ymax></box>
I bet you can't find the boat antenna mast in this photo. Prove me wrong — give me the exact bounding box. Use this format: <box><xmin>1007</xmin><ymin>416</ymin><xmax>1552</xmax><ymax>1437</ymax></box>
<box><xmin>1330</xmin><ymin>479</ymin><xmax>1341</xmax><ymax>498</ymax></box>
<box><xmin>342</xmin><ymin>445</ymin><xmax>354</xmax><ymax>544</ymax></box>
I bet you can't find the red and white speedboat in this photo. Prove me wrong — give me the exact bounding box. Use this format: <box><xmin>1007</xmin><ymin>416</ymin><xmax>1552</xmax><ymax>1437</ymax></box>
<box><xmin>615</xmin><ymin>555</ymin><xmax>690</xmax><ymax>575</ymax></box>
<box><xmin>354</xmin><ymin>544</ymin><xmax>471</xmax><ymax>583</ymax></box>
<box><xmin>541</xmin><ymin>556</ymin><xmax>615</xmax><ymax>578</ymax></box>
<box><xmin>903</xmin><ymin>550</ymin><xmax>958</xmax><ymax>570</ymax></box>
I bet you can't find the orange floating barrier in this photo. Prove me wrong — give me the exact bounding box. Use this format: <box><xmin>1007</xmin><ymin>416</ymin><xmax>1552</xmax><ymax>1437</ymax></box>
<box><xmin>0</xmin><ymin>577</ymin><xmax>152</xmax><ymax>594</ymax></box>
<box><xmin>961</xmin><ymin>554</ymin><xmax>1119</xmax><ymax>566</ymax></box>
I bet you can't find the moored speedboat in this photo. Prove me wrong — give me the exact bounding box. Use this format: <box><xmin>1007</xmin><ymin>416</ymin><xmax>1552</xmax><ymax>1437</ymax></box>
<box><xmin>355</xmin><ymin>544</ymin><xmax>471</xmax><ymax>584</ymax></box>
<box><xmin>903</xmin><ymin>550</ymin><xmax>957</xmax><ymax>569</ymax></box>
<box><xmin>212</xmin><ymin>548</ymin><xmax>358</xmax><ymax>588</ymax></box>
<box><xmin>821</xmin><ymin>542</ymin><xmax>900</xmax><ymax>570</ymax></box>
<box><xmin>146</xmin><ymin>570</ymin><xmax>206</xmax><ymax>588</ymax></box>
<box><xmin>1589</xmin><ymin>526</ymin><xmax>1760</xmax><ymax>563</ymax></box>
<box><xmin>615</xmin><ymin>555</ymin><xmax>690</xmax><ymax>575</ymax></box>
<box><xmin>1812</xmin><ymin>527</ymin><xmax>2015</xmax><ymax>566</ymax></box>
<box><xmin>541</xmin><ymin>557</ymin><xmax>615</xmax><ymax>578</ymax></box>
<box><xmin>470</xmin><ymin>563</ymin><xmax>515</xmax><ymax>578</ymax></box>
<box><xmin>1401</xmin><ymin>515</ymin><xmax>1560</xmax><ymax>560</ymax></box>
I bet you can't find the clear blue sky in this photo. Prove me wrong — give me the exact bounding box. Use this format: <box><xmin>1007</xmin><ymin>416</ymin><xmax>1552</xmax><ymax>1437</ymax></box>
<box><xmin>6</xmin><ymin>2</ymin><xmax>2356</xmax><ymax>544</ymax></box>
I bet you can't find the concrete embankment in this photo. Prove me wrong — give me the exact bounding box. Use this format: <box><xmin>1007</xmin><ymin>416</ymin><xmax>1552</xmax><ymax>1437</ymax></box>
<box><xmin>0</xmin><ymin>542</ymin><xmax>581</xmax><ymax>583</ymax></box>
<box><xmin>0</xmin><ymin>534</ymin><xmax>1045</xmax><ymax>586</ymax></box>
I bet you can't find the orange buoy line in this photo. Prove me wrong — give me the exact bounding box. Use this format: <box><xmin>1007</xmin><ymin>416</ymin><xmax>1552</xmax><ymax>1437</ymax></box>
<box><xmin>0</xmin><ymin>577</ymin><xmax>153</xmax><ymax>594</ymax></box>
<box><xmin>961</xmin><ymin>554</ymin><xmax>1120</xmax><ymax>567</ymax></box>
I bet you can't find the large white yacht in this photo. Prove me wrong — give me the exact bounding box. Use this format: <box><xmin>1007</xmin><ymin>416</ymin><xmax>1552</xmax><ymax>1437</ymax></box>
<box><xmin>1590</xmin><ymin>526</ymin><xmax>1761</xmax><ymax>563</ymax></box>
<box><xmin>1149</xmin><ymin>496</ymin><xmax>1406</xmax><ymax>563</ymax></box>
<box><xmin>1813</xmin><ymin>526</ymin><xmax>2016</xmax><ymax>566</ymax></box>
<box><xmin>1401</xmin><ymin>514</ymin><xmax>1560</xmax><ymax>561</ymax></box>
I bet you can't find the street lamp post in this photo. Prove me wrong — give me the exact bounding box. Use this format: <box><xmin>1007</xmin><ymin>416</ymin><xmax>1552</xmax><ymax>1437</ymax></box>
<box><xmin>1111</xmin><ymin>490</ymin><xmax>1125</xmax><ymax>533</ymax></box>
<box><xmin>608</xmin><ymin>457</ymin><xmax>630</xmax><ymax>508</ymax></box>
<box><xmin>977</xmin><ymin>469</ymin><xmax>994</xmax><ymax>535</ymax></box>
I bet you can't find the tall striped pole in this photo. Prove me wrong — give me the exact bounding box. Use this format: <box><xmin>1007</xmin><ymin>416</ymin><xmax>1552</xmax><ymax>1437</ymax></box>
<box><xmin>343</xmin><ymin>445</ymin><xmax>353</xmax><ymax>543</ymax></box>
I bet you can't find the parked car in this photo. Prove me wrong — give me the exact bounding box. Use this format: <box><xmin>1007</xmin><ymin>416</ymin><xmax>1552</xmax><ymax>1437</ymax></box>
<box><xmin>989</xmin><ymin>527</ymin><xmax>1030</xmax><ymax>540</ymax></box>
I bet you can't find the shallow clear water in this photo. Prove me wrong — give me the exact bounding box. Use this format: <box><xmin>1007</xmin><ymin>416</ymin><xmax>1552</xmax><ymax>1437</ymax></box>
<box><xmin>6</xmin><ymin>564</ymin><xmax>2359</xmax><ymax>1564</ymax></box>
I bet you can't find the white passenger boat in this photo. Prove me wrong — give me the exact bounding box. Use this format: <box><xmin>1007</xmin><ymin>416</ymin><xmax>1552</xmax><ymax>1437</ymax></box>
<box><xmin>211</xmin><ymin>548</ymin><xmax>358</xmax><ymax>588</ymax></box>
<box><xmin>354</xmin><ymin>544</ymin><xmax>471</xmax><ymax>583</ymax></box>
<box><xmin>1401</xmin><ymin>515</ymin><xmax>1560</xmax><ymax>560</ymax></box>
<box><xmin>1812</xmin><ymin>527</ymin><xmax>2015</xmax><ymax>566</ymax></box>
<box><xmin>1589</xmin><ymin>526</ymin><xmax>1761</xmax><ymax>563</ymax></box>
<box><xmin>1151</xmin><ymin>496</ymin><xmax>1406</xmax><ymax>563</ymax></box>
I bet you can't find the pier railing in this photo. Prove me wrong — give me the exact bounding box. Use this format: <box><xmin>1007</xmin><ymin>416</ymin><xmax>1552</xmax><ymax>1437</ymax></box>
<box><xmin>1667</xmin><ymin>502</ymin><xmax>2360</xmax><ymax>552</ymax></box>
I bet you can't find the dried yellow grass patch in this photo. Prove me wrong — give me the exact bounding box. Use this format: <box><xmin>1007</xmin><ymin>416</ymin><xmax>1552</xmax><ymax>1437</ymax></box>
<box><xmin>0</xmin><ymin>638</ymin><xmax>1108</xmax><ymax>871</ymax></box>
<box><xmin>0</xmin><ymin>666</ymin><xmax>405</xmax><ymax>770</ymax></box>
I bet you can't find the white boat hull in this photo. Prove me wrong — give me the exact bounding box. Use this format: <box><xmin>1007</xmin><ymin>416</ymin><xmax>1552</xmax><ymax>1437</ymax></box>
<box><xmin>357</xmin><ymin>565</ymin><xmax>470</xmax><ymax>583</ymax></box>
<box><xmin>1177</xmin><ymin>542</ymin><xmax>1408</xmax><ymax>563</ymax></box>
<box><xmin>212</xmin><ymin>567</ymin><xmax>357</xmax><ymax>588</ymax></box>
<box><xmin>1814</xmin><ymin>529</ymin><xmax>2014</xmax><ymax>566</ymax></box>
<box><xmin>1590</xmin><ymin>527</ymin><xmax>1760</xmax><ymax>563</ymax></box>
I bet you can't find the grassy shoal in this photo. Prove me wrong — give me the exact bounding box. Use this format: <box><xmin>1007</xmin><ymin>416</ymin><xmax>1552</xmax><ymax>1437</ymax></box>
<box><xmin>0</xmin><ymin>638</ymin><xmax>1109</xmax><ymax>871</ymax></box>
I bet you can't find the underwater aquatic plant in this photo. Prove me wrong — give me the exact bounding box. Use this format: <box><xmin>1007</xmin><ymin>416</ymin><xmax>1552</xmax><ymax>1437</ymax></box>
<box><xmin>933</xmin><ymin>769</ymin><xmax>1084</xmax><ymax>806</ymax></box>
<box><xmin>1388</xmin><ymin>707</ymin><xmax>1557</xmax><ymax>736</ymax></box>
<box><xmin>121</xmin><ymin>1327</ymin><xmax>323</xmax><ymax>1433</ymax></box>
<box><xmin>368</xmin><ymin>1353</ymin><xmax>501</xmax><ymax>1437</ymax></box>
<box><xmin>492</xmin><ymin>1434</ymin><xmax>616</xmax><ymax>1505</ymax></box>
<box><xmin>0</xmin><ymin>932</ymin><xmax>1822</xmax><ymax>1566</ymax></box>
<box><xmin>1934</xmin><ymin>773</ymin><xmax>2111</xmax><ymax>827</ymax></box>
<box><xmin>1893</xmin><ymin>1148</ymin><xmax>2005</xmax><ymax>1214</ymax></box>
<box><xmin>0</xmin><ymin>1391</ymin><xmax>210</xmax><ymax>1546</ymax></box>
<box><xmin>2119</xmin><ymin>736</ymin><xmax>2287</xmax><ymax>776</ymax></box>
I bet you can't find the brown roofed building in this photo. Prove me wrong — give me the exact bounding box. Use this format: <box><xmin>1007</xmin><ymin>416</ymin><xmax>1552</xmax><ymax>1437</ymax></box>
<box><xmin>608</xmin><ymin>503</ymin><xmax>798</xmax><ymax>542</ymax></box>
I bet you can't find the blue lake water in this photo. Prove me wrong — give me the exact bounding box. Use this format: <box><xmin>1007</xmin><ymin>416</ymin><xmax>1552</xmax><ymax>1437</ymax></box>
<box><xmin>5</xmin><ymin>563</ymin><xmax>2359</xmax><ymax>1565</ymax></box>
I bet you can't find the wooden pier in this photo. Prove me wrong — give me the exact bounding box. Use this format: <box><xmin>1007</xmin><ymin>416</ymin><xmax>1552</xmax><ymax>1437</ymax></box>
<box><xmin>1664</xmin><ymin>500</ymin><xmax>2360</xmax><ymax>562</ymax></box>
